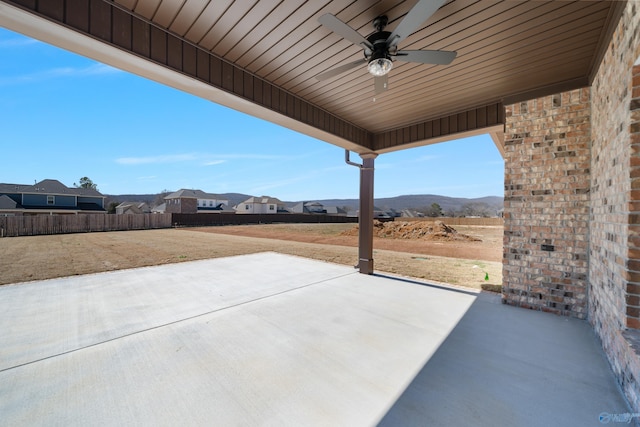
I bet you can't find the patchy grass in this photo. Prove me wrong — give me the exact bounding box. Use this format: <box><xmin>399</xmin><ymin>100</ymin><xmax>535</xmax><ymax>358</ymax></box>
<box><xmin>481</xmin><ymin>283</ymin><xmax>503</xmax><ymax>293</ymax></box>
<box><xmin>0</xmin><ymin>224</ymin><xmax>503</xmax><ymax>290</ymax></box>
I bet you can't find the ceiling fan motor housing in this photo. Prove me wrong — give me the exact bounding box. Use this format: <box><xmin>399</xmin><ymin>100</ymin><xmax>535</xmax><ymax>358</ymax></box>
<box><xmin>364</xmin><ymin>31</ymin><xmax>393</xmax><ymax>61</ymax></box>
<box><xmin>365</xmin><ymin>27</ymin><xmax>393</xmax><ymax>76</ymax></box>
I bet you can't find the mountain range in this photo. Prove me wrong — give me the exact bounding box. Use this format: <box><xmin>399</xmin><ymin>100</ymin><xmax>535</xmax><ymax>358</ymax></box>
<box><xmin>105</xmin><ymin>193</ymin><xmax>503</xmax><ymax>215</ymax></box>
<box><xmin>314</xmin><ymin>194</ymin><xmax>503</xmax><ymax>214</ymax></box>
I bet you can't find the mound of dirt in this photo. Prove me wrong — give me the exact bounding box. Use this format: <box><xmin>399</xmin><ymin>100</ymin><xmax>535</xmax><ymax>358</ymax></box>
<box><xmin>340</xmin><ymin>220</ymin><xmax>482</xmax><ymax>242</ymax></box>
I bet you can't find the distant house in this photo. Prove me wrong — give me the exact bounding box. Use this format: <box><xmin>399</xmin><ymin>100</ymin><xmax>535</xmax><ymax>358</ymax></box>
<box><xmin>324</xmin><ymin>206</ymin><xmax>348</xmax><ymax>216</ymax></box>
<box><xmin>373</xmin><ymin>210</ymin><xmax>392</xmax><ymax>219</ymax></box>
<box><xmin>289</xmin><ymin>201</ymin><xmax>326</xmax><ymax>214</ymax></box>
<box><xmin>115</xmin><ymin>202</ymin><xmax>151</xmax><ymax>215</ymax></box>
<box><xmin>164</xmin><ymin>189</ymin><xmax>229</xmax><ymax>214</ymax></box>
<box><xmin>383</xmin><ymin>208</ymin><xmax>402</xmax><ymax>218</ymax></box>
<box><xmin>151</xmin><ymin>203</ymin><xmax>167</xmax><ymax>214</ymax></box>
<box><xmin>0</xmin><ymin>179</ymin><xmax>106</xmax><ymax>216</ymax></box>
<box><xmin>235</xmin><ymin>196</ymin><xmax>287</xmax><ymax>214</ymax></box>
<box><xmin>400</xmin><ymin>209</ymin><xmax>425</xmax><ymax>218</ymax></box>
<box><xmin>289</xmin><ymin>201</ymin><xmax>347</xmax><ymax>216</ymax></box>
<box><xmin>0</xmin><ymin>195</ymin><xmax>22</xmax><ymax>216</ymax></box>
<box><xmin>353</xmin><ymin>206</ymin><xmax>400</xmax><ymax>219</ymax></box>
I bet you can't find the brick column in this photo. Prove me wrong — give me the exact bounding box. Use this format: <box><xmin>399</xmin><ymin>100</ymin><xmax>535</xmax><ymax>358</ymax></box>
<box><xmin>629</xmin><ymin>64</ymin><xmax>640</xmax><ymax>328</ymax></box>
<box><xmin>584</xmin><ymin>1</ymin><xmax>640</xmax><ymax>410</ymax></box>
<box><xmin>503</xmin><ymin>89</ymin><xmax>591</xmax><ymax>319</ymax></box>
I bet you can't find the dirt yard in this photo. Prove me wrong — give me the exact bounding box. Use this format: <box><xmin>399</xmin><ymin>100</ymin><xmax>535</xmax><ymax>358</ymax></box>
<box><xmin>0</xmin><ymin>222</ymin><xmax>503</xmax><ymax>290</ymax></box>
<box><xmin>201</xmin><ymin>222</ymin><xmax>502</xmax><ymax>263</ymax></box>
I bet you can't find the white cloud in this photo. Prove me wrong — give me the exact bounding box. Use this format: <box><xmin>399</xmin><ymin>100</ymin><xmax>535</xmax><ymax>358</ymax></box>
<box><xmin>246</xmin><ymin>166</ymin><xmax>345</xmax><ymax>195</ymax></box>
<box><xmin>377</xmin><ymin>154</ymin><xmax>441</xmax><ymax>170</ymax></box>
<box><xmin>42</xmin><ymin>63</ymin><xmax>122</xmax><ymax>78</ymax></box>
<box><xmin>117</xmin><ymin>152</ymin><xmax>293</xmax><ymax>166</ymax></box>
<box><xmin>0</xmin><ymin>63</ymin><xmax>122</xmax><ymax>86</ymax></box>
<box><xmin>416</xmin><ymin>155</ymin><xmax>440</xmax><ymax>162</ymax></box>
<box><xmin>0</xmin><ymin>38</ymin><xmax>39</xmax><ymax>48</ymax></box>
<box><xmin>211</xmin><ymin>153</ymin><xmax>289</xmax><ymax>160</ymax></box>
<box><xmin>248</xmin><ymin>176</ymin><xmax>308</xmax><ymax>194</ymax></box>
<box><xmin>202</xmin><ymin>149</ymin><xmax>330</xmax><ymax>162</ymax></box>
<box><xmin>116</xmin><ymin>151</ymin><xmax>300</xmax><ymax>168</ymax></box>
<box><xmin>79</xmin><ymin>63</ymin><xmax>122</xmax><ymax>76</ymax></box>
<box><xmin>116</xmin><ymin>153</ymin><xmax>198</xmax><ymax>165</ymax></box>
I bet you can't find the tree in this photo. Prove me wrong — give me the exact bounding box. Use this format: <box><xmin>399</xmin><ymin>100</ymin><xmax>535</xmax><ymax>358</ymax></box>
<box><xmin>154</xmin><ymin>189</ymin><xmax>173</xmax><ymax>207</ymax></box>
<box><xmin>74</xmin><ymin>177</ymin><xmax>98</xmax><ymax>190</ymax></box>
<box><xmin>107</xmin><ymin>201</ymin><xmax>119</xmax><ymax>214</ymax></box>
<box><xmin>428</xmin><ymin>202</ymin><xmax>442</xmax><ymax>217</ymax></box>
<box><xmin>459</xmin><ymin>202</ymin><xmax>494</xmax><ymax>217</ymax></box>
<box><xmin>415</xmin><ymin>203</ymin><xmax>443</xmax><ymax>217</ymax></box>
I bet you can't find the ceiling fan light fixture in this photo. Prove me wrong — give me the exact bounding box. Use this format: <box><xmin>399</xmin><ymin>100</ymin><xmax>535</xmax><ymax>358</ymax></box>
<box><xmin>368</xmin><ymin>56</ymin><xmax>393</xmax><ymax>76</ymax></box>
<box><xmin>318</xmin><ymin>3</ymin><xmax>456</xmax><ymax>89</ymax></box>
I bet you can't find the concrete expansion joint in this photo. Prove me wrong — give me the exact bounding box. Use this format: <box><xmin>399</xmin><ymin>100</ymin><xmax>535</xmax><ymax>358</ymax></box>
<box><xmin>0</xmin><ymin>271</ymin><xmax>358</xmax><ymax>374</ymax></box>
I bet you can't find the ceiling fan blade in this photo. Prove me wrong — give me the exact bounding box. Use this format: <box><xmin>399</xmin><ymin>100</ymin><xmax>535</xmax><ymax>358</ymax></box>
<box><xmin>395</xmin><ymin>49</ymin><xmax>457</xmax><ymax>65</ymax></box>
<box><xmin>387</xmin><ymin>0</ymin><xmax>448</xmax><ymax>48</ymax></box>
<box><xmin>318</xmin><ymin>14</ymin><xmax>373</xmax><ymax>50</ymax></box>
<box><xmin>316</xmin><ymin>59</ymin><xmax>366</xmax><ymax>81</ymax></box>
<box><xmin>374</xmin><ymin>75</ymin><xmax>388</xmax><ymax>94</ymax></box>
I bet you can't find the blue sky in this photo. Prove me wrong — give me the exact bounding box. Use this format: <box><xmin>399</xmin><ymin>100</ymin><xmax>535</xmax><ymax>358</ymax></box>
<box><xmin>0</xmin><ymin>27</ymin><xmax>504</xmax><ymax>200</ymax></box>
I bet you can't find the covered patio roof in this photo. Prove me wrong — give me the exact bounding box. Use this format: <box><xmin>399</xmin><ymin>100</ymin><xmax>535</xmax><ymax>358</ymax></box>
<box><xmin>0</xmin><ymin>0</ymin><xmax>625</xmax><ymax>156</ymax></box>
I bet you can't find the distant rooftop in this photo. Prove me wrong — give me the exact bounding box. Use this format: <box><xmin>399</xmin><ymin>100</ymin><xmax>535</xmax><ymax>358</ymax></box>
<box><xmin>243</xmin><ymin>196</ymin><xmax>284</xmax><ymax>205</ymax></box>
<box><xmin>164</xmin><ymin>189</ymin><xmax>227</xmax><ymax>200</ymax></box>
<box><xmin>0</xmin><ymin>179</ymin><xmax>104</xmax><ymax>197</ymax></box>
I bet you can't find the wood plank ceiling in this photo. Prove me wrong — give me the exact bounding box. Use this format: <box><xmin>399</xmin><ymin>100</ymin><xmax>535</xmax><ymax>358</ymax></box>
<box><xmin>0</xmin><ymin>0</ymin><xmax>624</xmax><ymax>154</ymax></box>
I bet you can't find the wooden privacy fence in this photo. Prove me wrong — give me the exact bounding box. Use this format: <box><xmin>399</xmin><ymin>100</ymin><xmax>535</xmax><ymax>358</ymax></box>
<box><xmin>171</xmin><ymin>213</ymin><xmax>358</xmax><ymax>227</ymax></box>
<box><xmin>0</xmin><ymin>214</ymin><xmax>172</xmax><ymax>237</ymax></box>
<box><xmin>0</xmin><ymin>213</ymin><xmax>500</xmax><ymax>237</ymax></box>
<box><xmin>395</xmin><ymin>217</ymin><xmax>503</xmax><ymax>226</ymax></box>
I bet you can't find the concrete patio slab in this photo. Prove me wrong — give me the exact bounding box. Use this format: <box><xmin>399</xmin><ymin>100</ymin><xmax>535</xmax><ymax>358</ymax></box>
<box><xmin>0</xmin><ymin>252</ymin><xmax>630</xmax><ymax>426</ymax></box>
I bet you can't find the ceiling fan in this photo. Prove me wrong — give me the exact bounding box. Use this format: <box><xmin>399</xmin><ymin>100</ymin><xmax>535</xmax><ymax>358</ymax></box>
<box><xmin>316</xmin><ymin>0</ymin><xmax>456</xmax><ymax>94</ymax></box>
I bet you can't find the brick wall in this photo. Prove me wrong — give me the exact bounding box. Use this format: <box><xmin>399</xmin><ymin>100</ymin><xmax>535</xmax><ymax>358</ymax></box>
<box><xmin>503</xmin><ymin>2</ymin><xmax>640</xmax><ymax>409</ymax></box>
<box><xmin>503</xmin><ymin>89</ymin><xmax>591</xmax><ymax>319</ymax></box>
<box><xmin>630</xmin><ymin>64</ymin><xmax>640</xmax><ymax>328</ymax></box>
<box><xmin>164</xmin><ymin>198</ymin><xmax>197</xmax><ymax>214</ymax></box>
<box><xmin>589</xmin><ymin>0</ymin><xmax>640</xmax><ymax>411</ymax></box>
<box><xmin>590</xmin><ymin>36</ymin><xmax>633</xmax><ymax>333</ymax></box>
<box><xmin>179</xmin><ymin>198</ymin><xmax>198</xmax><ymax>214</ymax></box>
<box><xmin>165</xmin><ymin>198</ymin><xmax>179</xmax><ymax>214</ymax></box>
